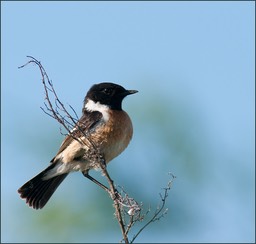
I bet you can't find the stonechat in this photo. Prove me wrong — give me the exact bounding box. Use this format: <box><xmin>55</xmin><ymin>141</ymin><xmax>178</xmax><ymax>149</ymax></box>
<box><xmin>18</xmin><ymin>82</ymin><xmax>138</xmax><ymax>209</ymax></box>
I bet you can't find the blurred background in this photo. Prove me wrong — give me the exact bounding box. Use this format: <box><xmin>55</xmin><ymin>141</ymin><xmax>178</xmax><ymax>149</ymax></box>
<box><xmin>1</xmin><ymin>1</ymin><xmax>255</xmax><ymax>243</ymax></box>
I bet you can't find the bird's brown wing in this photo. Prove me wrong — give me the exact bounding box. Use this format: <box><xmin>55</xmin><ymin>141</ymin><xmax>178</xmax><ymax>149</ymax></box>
<box><xmin>51</xmin><ymin>110</ymin><xmax>103</xmax><ymax>162</ymax></box>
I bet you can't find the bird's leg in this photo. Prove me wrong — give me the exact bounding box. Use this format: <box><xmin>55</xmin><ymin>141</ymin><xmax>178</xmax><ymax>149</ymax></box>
<box><xmin>82</xmin><ymin>172</ymin><xmax>110</xmax><ymax>193</ymax></box>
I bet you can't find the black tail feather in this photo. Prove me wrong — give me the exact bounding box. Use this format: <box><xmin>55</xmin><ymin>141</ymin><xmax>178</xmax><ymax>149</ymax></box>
<box><xmin>18</xmin><ymin>164</ymin><xmax>68</xmax><ymax>209</ymax></box>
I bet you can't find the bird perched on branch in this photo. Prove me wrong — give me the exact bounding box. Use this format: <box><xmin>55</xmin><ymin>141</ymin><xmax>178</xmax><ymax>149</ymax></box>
<box><xmin>18</xmin><ymin>82</ymin><xmax>138</xmax><ymax>209</ymax></box>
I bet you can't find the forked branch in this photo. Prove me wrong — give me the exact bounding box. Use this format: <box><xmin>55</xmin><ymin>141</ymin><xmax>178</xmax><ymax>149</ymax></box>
<box><xmin>19</xmin><ymin>56</ymin><xmax>174</xmax><ymax>243</ymax></box>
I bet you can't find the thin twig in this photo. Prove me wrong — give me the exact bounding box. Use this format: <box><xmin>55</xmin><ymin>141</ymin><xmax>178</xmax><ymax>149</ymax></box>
<box><xmin>130</xmin><ymin>173</ymin><xmax>176</xmax><ymax>243</ymax></box>
<box><xmin>19</xmin><ymin>56</ymin><xmax>174</xmax><ymax>244</ymax></box>
<box><xmin>19</xmin><ymin>56</ymin><xmax>129</xmax><ymax>244</ymax></box>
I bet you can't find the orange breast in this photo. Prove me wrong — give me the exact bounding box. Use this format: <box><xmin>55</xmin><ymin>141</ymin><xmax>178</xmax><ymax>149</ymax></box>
<box><xmin>91</xmin><ymin>110</ymin><xmax>133</xmax><ymax>163</ymax></box>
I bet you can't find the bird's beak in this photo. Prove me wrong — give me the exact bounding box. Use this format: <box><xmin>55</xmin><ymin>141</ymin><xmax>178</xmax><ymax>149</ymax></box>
<box><xmin>121</xmin><ymin>89</ymin><xmax>138</xmax><ymax>98</ymax></box>
<box><xmin>126</xmin><ymin>90</ymin><xmax>138</xmax><ymax>95</ymax></box>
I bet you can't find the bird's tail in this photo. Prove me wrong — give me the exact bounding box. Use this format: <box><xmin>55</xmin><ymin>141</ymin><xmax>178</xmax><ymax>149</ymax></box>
<box><xmin>18</xmin><ymin>164</ymin><xmax>68</xmax><ymax>209</ymax></box>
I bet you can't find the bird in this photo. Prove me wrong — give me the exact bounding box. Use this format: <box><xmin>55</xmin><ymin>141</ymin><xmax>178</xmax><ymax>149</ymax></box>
<box><xmin>18</xmin><ymin>82</ymin><xmax>138</xmax><ymax>209</ymax></box>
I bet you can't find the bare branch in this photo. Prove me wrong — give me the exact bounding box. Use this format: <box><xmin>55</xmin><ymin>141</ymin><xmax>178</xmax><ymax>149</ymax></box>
<box><xmin>130</xmin><ymin>173</ymin><xmax>176</xmax><ymax>243</ymax></box>
<box><xmin>19</xmin><ymin>56</ymin><xmax>175</xmax><ymax>244</ymax></box>
<box><xmin>19</xmin><ymin>56</ymin><xmax>129</xmax><ymax>243</ymax></box>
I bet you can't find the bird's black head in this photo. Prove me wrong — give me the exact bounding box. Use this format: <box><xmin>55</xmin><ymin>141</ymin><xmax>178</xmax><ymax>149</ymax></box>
<box><xmin>85</xmin><ymin>82</ymin><xmax>138</xmax><ymax>110</ymax></box>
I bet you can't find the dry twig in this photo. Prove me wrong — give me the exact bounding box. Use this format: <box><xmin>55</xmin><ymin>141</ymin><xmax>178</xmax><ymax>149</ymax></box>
<box><xmin>19</xmin><ymin>56</ymin><xmax>174</xmax><ymax>243</ymax></box>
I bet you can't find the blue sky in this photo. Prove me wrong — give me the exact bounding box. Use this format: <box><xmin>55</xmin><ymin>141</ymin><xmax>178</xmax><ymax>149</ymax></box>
<box><xmin>1</xmin><ymin>1</ymin><xmax>255</xmax><ymax>243</ymax></box>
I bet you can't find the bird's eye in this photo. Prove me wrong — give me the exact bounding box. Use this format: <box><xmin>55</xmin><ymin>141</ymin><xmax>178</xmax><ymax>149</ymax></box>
<box><xmin>102</xmin><ymin>88</ymin><xmax>113</xmax><ymax>95</ymax></box>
